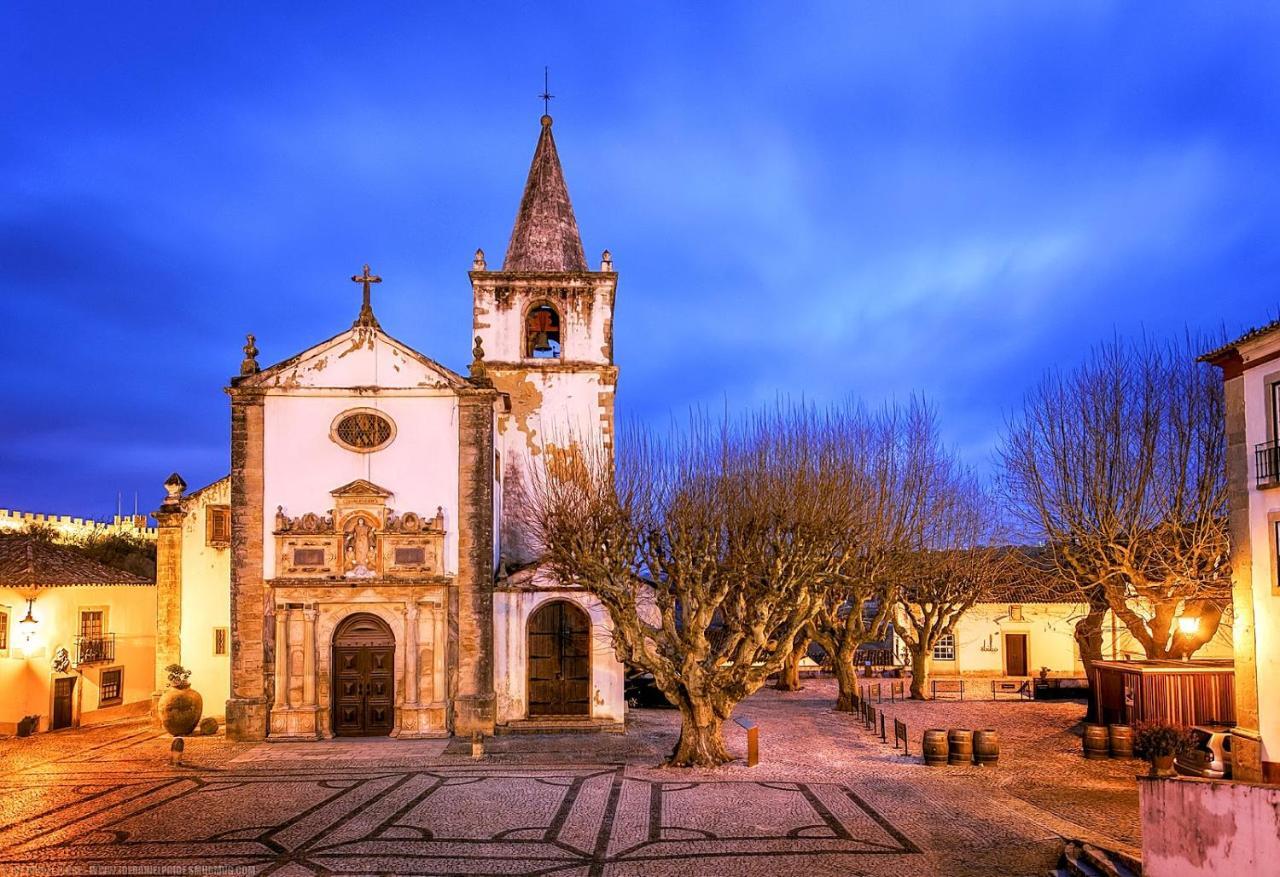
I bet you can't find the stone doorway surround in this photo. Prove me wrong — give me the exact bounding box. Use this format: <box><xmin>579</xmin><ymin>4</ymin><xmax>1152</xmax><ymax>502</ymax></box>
<box><xmin>267</xmin><ymin>585</ymin><xmax>449</xmax><ymax>740</ymax></box>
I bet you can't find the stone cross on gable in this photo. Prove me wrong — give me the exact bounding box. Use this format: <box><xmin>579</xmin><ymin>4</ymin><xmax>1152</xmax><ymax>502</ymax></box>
<box><xmin>351</xmin><ymin>263</ymin><xmax>382</xmax><ymax>328</ymax></box>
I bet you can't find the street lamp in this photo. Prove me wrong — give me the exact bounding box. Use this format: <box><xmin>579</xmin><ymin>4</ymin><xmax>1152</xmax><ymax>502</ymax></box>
<box><xmin>1177</xmin><ymin>615</ymin><xmax>1200</xmax><ymax>661</ymax></box>
<box><xmin>18</xmin><ymin>598</ymin><xmax>36</xmax><ymax>627</ymax></box>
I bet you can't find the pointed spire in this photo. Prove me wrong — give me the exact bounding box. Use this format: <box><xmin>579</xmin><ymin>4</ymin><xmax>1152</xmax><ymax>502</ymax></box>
<box><xmin>503</xmin><ymin>116</ymin><xmax>588</xmax><ymax>272</ymax></box>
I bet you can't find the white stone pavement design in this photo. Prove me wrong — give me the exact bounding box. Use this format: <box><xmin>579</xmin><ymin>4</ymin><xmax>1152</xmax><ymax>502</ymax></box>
<box><xmin>0</xmin><ymin>681</ymin><xmax>1142</xmax><ymax>876</ymax></box>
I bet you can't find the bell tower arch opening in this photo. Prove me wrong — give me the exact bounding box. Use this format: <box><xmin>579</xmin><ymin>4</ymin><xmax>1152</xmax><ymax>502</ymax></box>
<box><xmin>525</xmin><ymin>302</ymin><xmax>562</xmax><ymax>359</ymax></box>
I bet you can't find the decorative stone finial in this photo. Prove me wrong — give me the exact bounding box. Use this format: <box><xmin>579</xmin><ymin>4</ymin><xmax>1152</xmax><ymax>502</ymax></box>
<box><xmin>163</xmin><ymin>473</ymin><xmax>187</xmax><ymax>508</ymax></box>
<box><xmin>470</xmin><ymin>336</ymin><xmax>490</xmax><ymax>384</ymax></box>
<box><xmin>600</xmin><ymin>249</ymin><xmax>613</xmax><ymax>272</ymax></box>
<box><xmin>240</xmin><ymin>333</ymin><xmax>260</xmax><ymax>375</ymax></box>
<box><xmin>473</xmin><ymin>248</ymin><xmax>486</xmax><ymax>271</ymax></box>
<box><xmin>540</xmin><ymin>114</ymin><xmax>553</xmax><ymax>128</ymax></box>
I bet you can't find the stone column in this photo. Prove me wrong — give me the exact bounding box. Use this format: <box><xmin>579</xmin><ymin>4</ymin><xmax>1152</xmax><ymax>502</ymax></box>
<box><xmin>454</xmin><ymin>388</ymin><xmax>498</xmax><ymax>735</ymax></box>
<box><xmin>273</xmin><ymin>607</ymin><xmax>288</xmax><ymax>709</ymax></box>
<box><xmin>151</xmin><ymin>473</ymin><xmax>187</xmax><ymax>720</ymax></box>
<box><xmin>227</xmin><ymin>387</ymin><xmax>269</xmax><ymax>740</ymax></box>
<box><xmin>405</xmin><ymin>602</ymin><xmax>420</xmax><ymax>706</ymax></box>
<box><xmin>432</xmin><ymin>601</ymin><xmax>447</xmax><ymax>705</ymax></box>
<box><xmin>302</xmin><ymin>607</ymin><xmax>317</xmax><ymax>708</ymax></box>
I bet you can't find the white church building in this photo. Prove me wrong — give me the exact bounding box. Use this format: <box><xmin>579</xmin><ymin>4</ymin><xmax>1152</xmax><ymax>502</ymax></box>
<box><xmin>153</xmin><ymin>114</ymin><xmax>626</xmax><ymax>740</ymax></box>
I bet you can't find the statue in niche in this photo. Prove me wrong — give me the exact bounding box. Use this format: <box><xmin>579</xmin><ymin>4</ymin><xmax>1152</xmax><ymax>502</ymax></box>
<box><xmin>343</xmin><ymin>516</ymin><xmax>377</xmax><ymax>578</ymax></box>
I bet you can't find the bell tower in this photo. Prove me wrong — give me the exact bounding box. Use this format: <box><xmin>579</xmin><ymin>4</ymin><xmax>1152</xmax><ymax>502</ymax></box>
<box><xmin>470</xmin><ymin>113</ymin><xmax>618</xmax><ymax>565</ymax></box>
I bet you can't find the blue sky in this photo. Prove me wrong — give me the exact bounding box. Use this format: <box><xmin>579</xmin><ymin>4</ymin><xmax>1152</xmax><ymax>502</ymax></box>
<box><xmin>2</xmin><ymin>3</ymin><xmax>1278</xmax><ymax>518</ymax></box>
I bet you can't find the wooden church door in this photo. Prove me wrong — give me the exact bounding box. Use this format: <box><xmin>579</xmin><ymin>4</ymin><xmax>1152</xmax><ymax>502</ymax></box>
<box><xmin>528</xmin><ymin>601</ymin><xmax>591</xmax><ymax>717</ymax></box>
<box><xmin>332</xmin><ymin>614</ymin><xmax>395</xmax><ymax>736</ymax></box>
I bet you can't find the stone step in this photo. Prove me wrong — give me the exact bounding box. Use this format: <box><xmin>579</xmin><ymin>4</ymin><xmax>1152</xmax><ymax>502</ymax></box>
<box><xmin>1060</xmin><ymin>840</ymin><xmax>1141</xmax><ymax>877</ymax></box>
<box><xmin>497</xmin><ymin>718</ymin><xmax>625</xmax><ymax>735</ymax></box>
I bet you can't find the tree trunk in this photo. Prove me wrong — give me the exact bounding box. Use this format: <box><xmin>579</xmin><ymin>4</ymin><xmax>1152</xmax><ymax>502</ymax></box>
<box><xmin>669</xmin><ymin>704</ymin><xmax>732</xmax><ymax>767</ymax></box>
<box><xmin>774</xmin><ymin>638</ymin><xmax>808</xmax><ymax>691</ymax></box>
<box><xmin>909</xmin><ymin>649</ymin><xmax>931</xmax><ymax>699</ymax></box>
<box><xmin>1073</xmin><ymin>602</ymin><xmax>1107</xmax><ymax>722</ymax></box>
<box><xmin>832</xmin><ymin>649</ymin><xmax>859</xmax><ymax>711</ymax></box>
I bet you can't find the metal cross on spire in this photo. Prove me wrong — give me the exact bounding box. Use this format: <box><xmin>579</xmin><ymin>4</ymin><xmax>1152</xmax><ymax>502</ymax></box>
<box><xmin>350</xmin><ymin>263</ymin><xmax>382</xmax><ymax>328</ymax></box>
<box><xmin>539</xmin><ymin>66</ymin><xmax>554</xmax><ymax>117</ymax></box>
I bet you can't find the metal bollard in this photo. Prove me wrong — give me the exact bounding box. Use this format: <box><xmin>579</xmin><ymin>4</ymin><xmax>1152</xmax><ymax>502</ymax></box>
<box><xmin>735</xmin><ymin>716</ymin><xmax>759</xmax><ymax>767</ymax></box>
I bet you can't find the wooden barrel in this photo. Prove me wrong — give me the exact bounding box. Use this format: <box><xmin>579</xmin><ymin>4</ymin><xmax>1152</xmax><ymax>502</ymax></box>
<box><xmin>974</xmin><ymin>729</ymin><xmax>1000</xmax><ymax>766</ymax></box>
<box><xmin>922</xmin><ymin>729</ymin><xmax>948</xmax><ymax>767</ymax></box>
<box><xmin>1083</xmin><ymin>723</ymin><xmax>1110</xmax><ymax>760</ymax></box>
<box><xmin>947</xmin><ymin>729</ymin><xmax>974</xmax><ymax>765</ymax></box>
<box><xmin>1108</xmin><ymin>724</ymin><xmax>1134</xmax><ymax>759</ymax></box>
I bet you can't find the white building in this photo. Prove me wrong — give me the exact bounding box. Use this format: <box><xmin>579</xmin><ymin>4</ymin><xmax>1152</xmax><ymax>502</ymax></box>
<box><xmin>0</xmin><ymin>535</ymin><xmax>155</xmax><ymax>734</ymax></box>
<box><xmin>1203</xmin><ymin>321</ymin><xmax>1280</xmax><ymax>783</ymax></box>
<box><xmin>156</xmin><ymin>114</ymin><xmax>627</xmax><ymax>741</ymax></box>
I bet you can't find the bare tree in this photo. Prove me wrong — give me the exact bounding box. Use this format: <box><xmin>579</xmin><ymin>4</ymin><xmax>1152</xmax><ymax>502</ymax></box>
<box><xmin>526</xmin><ymin>404</ymin><xmax>869</xmax><ymax>767</ymax></box>
<box><xmin>999</xmin><ymin>334</ymin><xmax>1231</xmax><ymax>660</ymax></box>
<box><xmin>893</xmin><ymin>477</ymin><xmax>1006</xmax><ymax>699</ymax></box>
<box><xmin>808</xmin><ymin>399</ymin><xmax>940</xmax><ymax>711</ymax></box>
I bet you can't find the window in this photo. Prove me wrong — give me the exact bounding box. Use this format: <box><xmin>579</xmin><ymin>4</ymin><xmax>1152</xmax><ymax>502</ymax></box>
<box><xmin>80</xmin><ymin>610</ymin><xmax>105</xmax><ymax>639</ymax></box>
<box><xmin>213</xmin><ymin>627</ymin><xmax>229</xmax><ymax>656</ymax></box>
<box><xmin>525</xmin><ymin>304</ymin><xmax>561</xmax><ymax>359</ymax></box>
<box><xmin>99</xmin><ymin>668</ymin><xmax>123</xmax><ymax>706</ymax></box>
<box><xmin>206</xmin><ymin>505</ymin><xmax>231</xmax><ymax>546</ymax></box>
<box><xmin>0</xmin><ymin>607</ymin><xmax>8</xmax><ymax>654</ymax></box>
<box><xmin>932</xmin><ymin>634</ymin><xmax>956</xmax><ymax>661</ymax></box>
<box><xmin>331</xmin><ymin>409</ymin><xmax>396</xmax><ymax>453</ymax></box>
<box><xmin>1009</xmin><ymin>605</ymin><xmax>1024</xmax><ymax>622</ymax></box>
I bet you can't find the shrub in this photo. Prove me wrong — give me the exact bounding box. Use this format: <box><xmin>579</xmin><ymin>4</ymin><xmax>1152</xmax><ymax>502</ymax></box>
<box><xmin>165</xmin><ymin>664</ymin><xmax>192</xmax><ymax>689</ymax></box>
<box><xmin>1134</xmin><ymin>721</ymin><xmax>1196</xmax><ymax>759</ymax></box>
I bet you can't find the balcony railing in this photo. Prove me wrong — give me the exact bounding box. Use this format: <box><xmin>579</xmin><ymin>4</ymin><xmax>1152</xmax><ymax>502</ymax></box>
<box><xmin>1258</xmin><ymin>441</ymin><xmax>1280</xmax><ymax>489</ymax></box>
<box><xmin>75</xmin><ymin>634</ymin><xmax>115</xmax><ymax>665</ymax></box>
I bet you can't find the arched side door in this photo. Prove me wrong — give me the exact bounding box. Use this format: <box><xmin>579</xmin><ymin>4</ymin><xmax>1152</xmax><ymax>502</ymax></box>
<box><xmin>527</xmin><ymin>601</ymin><xmax>591</xmax><ymax>717</ymax></box>
<box><xmin>332</xmin><ymin>613</ymin><xmax>395</xmax><ymax>737</ymax></box>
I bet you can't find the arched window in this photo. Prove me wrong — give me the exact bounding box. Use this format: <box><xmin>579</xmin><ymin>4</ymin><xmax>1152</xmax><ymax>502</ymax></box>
<box><xmin>525</xmin><ymin>304</ymin><xmax>561</xmax><ymax>359</ymax></box>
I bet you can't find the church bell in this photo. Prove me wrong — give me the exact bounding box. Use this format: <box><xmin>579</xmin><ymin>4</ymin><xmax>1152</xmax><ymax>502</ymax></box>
<box><xmin>532</xmin><ymin>331</ymin><xmax>553</xmax><ymax>354</ymax></box>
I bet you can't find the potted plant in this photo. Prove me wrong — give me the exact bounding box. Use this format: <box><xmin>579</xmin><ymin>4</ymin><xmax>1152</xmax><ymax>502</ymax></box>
<box><xmin>1134</xmin><ymin>720</ymin><xmax>1196</xmax><ymax>777</ymax></box>
<box><xmin>157</xmin><ymin>664</ymin><xmax>203</xmax><ymax>737</ymax></box>
<box><xmin>1039</xmin><ymin>666</ymin><xmax>1050</xmax><ymax>681</ymax></box>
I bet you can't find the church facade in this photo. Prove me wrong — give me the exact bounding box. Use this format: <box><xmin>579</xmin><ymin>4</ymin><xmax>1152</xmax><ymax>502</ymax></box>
<box><xmin>153</xmin><ymin>115</ymin><xmax>626</xmax><ymax>741</ymax></box>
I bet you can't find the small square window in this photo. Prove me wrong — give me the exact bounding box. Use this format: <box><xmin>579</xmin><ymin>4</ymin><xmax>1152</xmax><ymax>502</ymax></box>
<box><xmin>932</xmin><ymin>634</ymin><xmax>956</xmax><ymax>661</ymax></box>
<box><xmin>213</xmin><ymin>627</ymin><xmax>229</xmax><ymax>656</ymax></box>
<box><xmin>0</xmin><ymin>608</ymin><xmax>8</xmax><ymax>653</ymax></box>
<box><xmin>207</xmin><ymin>506</ymin><xmax>231</xmax><ymax>546</ymax></box>
<box><xmin>100</xmin><ymin>668</ymin><xmax>123</xmax><ymax>706</ymax></box>
<box><xmin>1010</xmin><ymin>605</ymin><xmax>1024</xmax><ymax>622</ymax></box>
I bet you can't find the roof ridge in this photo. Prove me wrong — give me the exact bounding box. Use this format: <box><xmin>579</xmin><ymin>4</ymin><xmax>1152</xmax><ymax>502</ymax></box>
<box><xmin>502</xmin><ymin>115</ymin><xmax>588</xmax><ymax>272</ymax></box>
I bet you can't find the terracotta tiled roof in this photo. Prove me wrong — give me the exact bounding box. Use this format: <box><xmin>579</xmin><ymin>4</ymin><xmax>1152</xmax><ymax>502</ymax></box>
<box><xmin>0</xmin><ymin>535</ymin><xmax>153</xmax><ymax>587</ymax></box>
<box><xmin>1199</xmin><ymin>316</ymin><xmax>1280</xmax><ymax>363</ymax></box>
<box><xmin>502</xmin><ymin>116</ymin><xmax>588</xmax><ymax>272</ymax></box>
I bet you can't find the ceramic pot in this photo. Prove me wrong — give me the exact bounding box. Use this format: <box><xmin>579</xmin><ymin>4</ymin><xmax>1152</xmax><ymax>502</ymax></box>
<box><xmin>1149</xmin><ymin>753</ymin><xmax>1176</xmax><ymax>777</ymax></box>
<box><xmin>158</xmin><ymin>685</ymin><xmax>203</xmax><ymax>737</ymax></box>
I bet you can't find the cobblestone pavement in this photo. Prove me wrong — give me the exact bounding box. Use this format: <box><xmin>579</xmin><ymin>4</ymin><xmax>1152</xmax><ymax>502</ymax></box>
<box><xmin>0</xmin><ymin>680</ymin><xmax>1141</xmax><ymax>876</ymax></box>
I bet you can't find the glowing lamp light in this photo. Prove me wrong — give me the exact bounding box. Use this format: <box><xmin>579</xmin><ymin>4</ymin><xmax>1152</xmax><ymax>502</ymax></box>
<box><xmin>1177</xmin><ymin>616</ymin><xmax>1200</xmax><ymax>637</ymax></box>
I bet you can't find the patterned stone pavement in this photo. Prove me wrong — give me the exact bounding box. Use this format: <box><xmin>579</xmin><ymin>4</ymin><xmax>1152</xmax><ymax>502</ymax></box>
<box><xmin>0</xmin><ymin>682</ymin><xmax>1142</xmax><ymax>876</ymax></box>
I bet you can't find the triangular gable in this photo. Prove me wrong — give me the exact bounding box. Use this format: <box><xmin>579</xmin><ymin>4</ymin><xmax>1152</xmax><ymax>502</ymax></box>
<box><xmin>330</xmin><ymin>479</ymin><xmax>393</xmax><ymax>498</ymax></box>
<box><xmin>234</xmin><ymin>324</ymin><xmax>468</xmax><ymax>391</ymax></box>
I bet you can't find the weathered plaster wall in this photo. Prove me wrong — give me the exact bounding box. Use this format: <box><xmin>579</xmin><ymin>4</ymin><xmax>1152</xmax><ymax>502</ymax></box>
<box><xmin>1139</xmin><ymin>777</ymin><xmax>1280</xmax><ymax>876</ymax></box>
<box><xmin>260</xmin><ymin>392</ymin><xmax>461</xmax><ymax>580</ymax></box>
<box><xmin>492</xmin><ymin>584</ymin><xmax>625</xmax><ymax>726</ymax></box>
<box><xmin>0</xmin><ymin>584</ymin><xmax>155</xmax><ymax>733</ymax></box>
<box><xmin>178</xmin><ymin>478</ymin><xmax>232</xmax><ymax>712</ymax></box>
